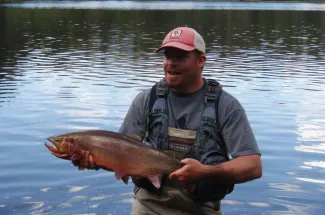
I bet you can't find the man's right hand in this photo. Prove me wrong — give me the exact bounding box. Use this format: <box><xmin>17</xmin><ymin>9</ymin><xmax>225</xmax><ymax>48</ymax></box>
<box><xmin>72</xmin><ymin>150</ymin><xmax>100</xmax><ymax>170</ymax></box>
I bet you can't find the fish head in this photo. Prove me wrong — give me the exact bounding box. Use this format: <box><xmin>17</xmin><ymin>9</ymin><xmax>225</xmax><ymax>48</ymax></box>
<box><xmin>45</xmin><ymin>133</ymin><xmax>80</xmax><ymax>160</ymax></box>
<box><xmin>47</xmin><ymin>135</ymin><xmax>64</xmax><ymax>149</ymax></box>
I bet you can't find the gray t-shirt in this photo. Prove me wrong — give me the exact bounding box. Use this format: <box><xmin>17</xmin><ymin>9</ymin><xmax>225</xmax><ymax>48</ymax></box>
<box><xmin>119</xmin><ymin>79</ymin><xmax>260</xmax><ymax>158</ymax></box>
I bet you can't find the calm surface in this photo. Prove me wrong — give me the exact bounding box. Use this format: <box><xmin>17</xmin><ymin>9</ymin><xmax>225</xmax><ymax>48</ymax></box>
<box><xmin>0</xmin><ymin>1</ymin><xmax>325</xmax><ymax>215</ymax></box>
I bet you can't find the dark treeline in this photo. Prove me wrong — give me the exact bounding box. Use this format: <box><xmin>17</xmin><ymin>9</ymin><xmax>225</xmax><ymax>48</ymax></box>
<box><xmin>1</xmin><ymin>7</ymin><xmax>325</xmax><ymax>79</ymax></box>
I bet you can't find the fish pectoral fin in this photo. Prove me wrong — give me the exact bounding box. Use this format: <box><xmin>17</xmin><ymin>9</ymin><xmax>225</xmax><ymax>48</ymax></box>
<box><xmin>147</xmin><ymin>175</ymin><xmax>162</xmax><ymax>189</ymax></box>
<box><xmin>114</xmin><ymin>171</ymin><xmax>129</xmax><ymax>184</ymax></box>
<box><xmin>115</xmin><ymin>170</ymin><xmax>127</xmax><ymax>181</ymax></box>
<box><xmin>121</xmin><ymin>175</ymin><xmax>129</xmax><ymax>185</ymax></box>
<box><xmin>71</xmin><ymin>153</ymin><xmax>82</xmax><ymax>161</ymax></box>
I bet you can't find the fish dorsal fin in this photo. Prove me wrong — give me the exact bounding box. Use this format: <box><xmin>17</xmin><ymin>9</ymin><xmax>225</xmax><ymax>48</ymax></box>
<box><xmin>125</xmin><ymin>134</ymin><xmax>142</xmax><ymax>142</ymax></box>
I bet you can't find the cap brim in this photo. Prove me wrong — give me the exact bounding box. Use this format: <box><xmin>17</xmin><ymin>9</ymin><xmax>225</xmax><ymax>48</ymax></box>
<box><xmin>155</xmin><ymin>42</ymin><xmax>195</xmax><ymax>53</ymax></box>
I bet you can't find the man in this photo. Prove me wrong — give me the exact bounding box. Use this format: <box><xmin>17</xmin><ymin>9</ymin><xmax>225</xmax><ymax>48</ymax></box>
<box><xmin>77</xmin><ymin>27</ymin><xmax>262</xmax><ymax>214</ymax></box>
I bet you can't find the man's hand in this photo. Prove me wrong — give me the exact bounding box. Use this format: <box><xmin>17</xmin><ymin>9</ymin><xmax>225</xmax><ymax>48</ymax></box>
<box><xmin>72</xmin><ymin>150</ymin><xmax>100</xmax><ymax>171</ymax></box>
<box><xmin>169</xmin><ymin>158</ymin><xmax>207</xmax><ymax>182</ymax></box>
<box><xmin>170</xmin><ymin>154</ymin><xmax>262</xmax><ymax>185</ymax></box>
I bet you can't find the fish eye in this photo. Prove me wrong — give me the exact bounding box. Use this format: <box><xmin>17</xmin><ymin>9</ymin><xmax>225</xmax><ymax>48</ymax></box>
<box><xmin>54</xmin><ymin>139</ymin><xmax>61</xmax><ymax>143</ymax></box>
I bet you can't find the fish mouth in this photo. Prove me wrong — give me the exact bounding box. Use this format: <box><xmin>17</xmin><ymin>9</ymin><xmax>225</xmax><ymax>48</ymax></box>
<box><xmin>45</xmin><ymin>136</ymin><xmax>60</xmax><ymax>152</ymax></box>
<box><xmin>44</xmin><ymin>136</ymin><xmax>69</xmax><ymax>158</ymax></box>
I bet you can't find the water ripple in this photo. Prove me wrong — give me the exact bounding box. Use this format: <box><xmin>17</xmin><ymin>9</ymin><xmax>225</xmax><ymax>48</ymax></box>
<box><xmin>1</xmin><ymin>5</ymin><xmax>325</xmax><ymax>215</ymax></box>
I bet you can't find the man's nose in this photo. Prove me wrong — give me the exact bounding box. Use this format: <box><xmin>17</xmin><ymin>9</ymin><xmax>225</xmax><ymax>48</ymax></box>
<box><xmin>166</xmin><ymin>58</ymin><xmax>179</xmax><ymax>66</ymax></box>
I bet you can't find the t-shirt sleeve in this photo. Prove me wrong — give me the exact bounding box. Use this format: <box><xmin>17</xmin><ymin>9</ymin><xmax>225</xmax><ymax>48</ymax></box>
<box><xmin>218</xmin><ymin>92</ymin><xmax>261</xmax><ymax>159</ymax></box>
<box><xmin>118</xmin><ymin>89</ymin><xmax>150</xmax><ymax>139</ymax></box>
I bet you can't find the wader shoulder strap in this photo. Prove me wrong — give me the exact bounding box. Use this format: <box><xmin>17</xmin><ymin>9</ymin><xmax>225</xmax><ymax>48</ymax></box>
<box><xmin>191</xmin><ymin>79</ymin><xmax>234</xmax><ymax>201</ymax></box>
<box><xmin>148</xmin><ymin>84</ymin><xmax>157</xmax><ymax>114</ymax></box>
<box><xmin>200</xmin><ymin>79</ymin><xmax>223</xmax><ymax>129</ymax></box>
<box><xmin>204</xmin><ymin>79</ymin><xmax>222</xmax><ymax>124</ymax></box>
<box><xmin>135</xmin><ymin>79</ymin><xmax>169</xmax><ymax>192</ymax></box>
<box><xmin>206</xmin><ymin>79</ymin><xmax>230</xmax><ymax>158</ymax></box>
<box><xmin>197</xmin><ymin>79</ymin><xmax>228</xmax><ymax>158</ymax></box>
<box><xmin>148</xmin><ymin>79</ymin><xmax>168</xmax><ymax>113</ymax></box>
<box><xmin>145</xmin><ymin>79</ymin><xmax>168</xmax><ymax>140</ymax></box>
<box><xmin>207</xmin><ymin>79</ymin><xmax>222</xmax><ymax>130</ymax></box>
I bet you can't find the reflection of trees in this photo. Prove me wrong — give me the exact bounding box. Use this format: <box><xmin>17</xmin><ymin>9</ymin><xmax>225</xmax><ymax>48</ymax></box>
<box><xmin>1</xmin><ymin>8</ymin><xmax>325</xmax><ymax>73</ymax></box>
<box><xmin>0</xmin><ymin>7</ymin><xmax>324</xmax><ymax>106</ymax></box>
<box><xmin>0</xmin><ymin>8</ymin><xmax>9</xmax><ymax>80</ymax></box>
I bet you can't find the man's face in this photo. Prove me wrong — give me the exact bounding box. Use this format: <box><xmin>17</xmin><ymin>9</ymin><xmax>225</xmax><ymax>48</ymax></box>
<box><xmin>163</xmin><ymin>48</ymin><xmax>205</xmax><ymax>93</ymax></box>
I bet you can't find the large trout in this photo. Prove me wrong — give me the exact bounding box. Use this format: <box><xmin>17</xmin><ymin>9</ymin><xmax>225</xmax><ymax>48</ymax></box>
<box><xmin>45</xmin><ymin>130</ymin><xmax>182</xmax><ymax>189</ymax></box>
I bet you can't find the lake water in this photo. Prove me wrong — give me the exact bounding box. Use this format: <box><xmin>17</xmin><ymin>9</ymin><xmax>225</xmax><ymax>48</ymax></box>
<box><xmin>0</xmin><ymin>1</ymin><xmax>325</xmax><ymax>215</ymax></box>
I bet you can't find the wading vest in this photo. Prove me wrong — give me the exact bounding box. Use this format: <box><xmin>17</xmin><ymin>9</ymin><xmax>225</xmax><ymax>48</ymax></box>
<box><xmin>142</xmin><ymin>78</ymin><xmax>234</xmax><ymax>201</ymax></box>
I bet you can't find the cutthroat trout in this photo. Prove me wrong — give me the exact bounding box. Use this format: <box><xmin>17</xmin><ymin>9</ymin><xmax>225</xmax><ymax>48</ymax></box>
<box><xmin>45</xmin><ymin>130</ymin><xmax>182</xmax><ymax>189</ymax></box>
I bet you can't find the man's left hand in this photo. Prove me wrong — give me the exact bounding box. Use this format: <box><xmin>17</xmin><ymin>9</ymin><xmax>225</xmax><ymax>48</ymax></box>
<box><xmin>169</xmin><ymin>158</ymin><xmax>207</xmax><ymax>182</ymax></box>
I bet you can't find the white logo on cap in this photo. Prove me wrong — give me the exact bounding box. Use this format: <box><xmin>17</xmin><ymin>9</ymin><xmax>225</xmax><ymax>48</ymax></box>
<box><xmin>170</xmin><ymin>29</ymin><xmax>182</xmax><ymax>38</ymax></box>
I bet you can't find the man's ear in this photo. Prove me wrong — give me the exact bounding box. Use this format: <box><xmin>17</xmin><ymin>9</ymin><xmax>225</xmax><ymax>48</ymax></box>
<box><xmin>199</xmin><ymin>54</ymin><xmax>206</xmax><ymax>68</ymax></box>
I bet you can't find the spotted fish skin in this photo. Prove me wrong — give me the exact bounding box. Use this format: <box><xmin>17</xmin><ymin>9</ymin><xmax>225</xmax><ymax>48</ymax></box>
<box><xmin>45</xmin><ymin>130</ymin><xmax>182</xmax><ymax>189</ymax></box>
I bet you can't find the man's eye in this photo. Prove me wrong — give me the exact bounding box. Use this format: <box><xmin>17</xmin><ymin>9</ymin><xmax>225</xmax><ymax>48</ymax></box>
<box><xmin>177</xmin><ymin>55</ymin><xmax>188</xmax><ymax>60</ymax></box>
<box><xmin>165</xmin><ymin>55</ymin><xmax>184</xmax><ymax>59</ymax></box>
<box><xmin>164</xmin><ymin>53</ymin><xmax>188</xmax><ymax>60</ymax></box>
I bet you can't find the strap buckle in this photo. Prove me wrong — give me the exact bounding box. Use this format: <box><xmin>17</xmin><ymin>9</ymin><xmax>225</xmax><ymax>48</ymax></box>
<box><xmin>157</xmin><ymin>79</ymin><xmax>168</xmax><ymax>97</ymax></box>
<box><xmin>207</xmin><ymin>79</ymin><xmax>220</xmax><ymax>87</ymax></box>
<box><xmin>204</xmin><ymin>79</ymin><xmax>220</xmax><ymax>104</ymax></box>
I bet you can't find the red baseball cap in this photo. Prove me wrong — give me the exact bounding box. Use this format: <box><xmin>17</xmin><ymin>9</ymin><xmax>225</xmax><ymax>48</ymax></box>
<box><xmin>155</xmin><ymin>27</ymin><xmax>206</xmax><ymax>53</ymax></box>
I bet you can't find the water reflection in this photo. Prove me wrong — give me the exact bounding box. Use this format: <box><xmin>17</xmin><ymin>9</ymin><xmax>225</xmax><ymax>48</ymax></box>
<box><xmin>269</xmin><ymin>183</ymin><xmax>307</xmax><ymax>193</ymax></box>
<box><xmin>1</xmin><ymin>3</ymin><xmax>325</xmax><ymax>215</ymax></box>
<box><xmin>59</xmin><ymin>195</ymin><xmax>87</xmax><ymax>208</ymax></box>
<box><xmin>222</xmin><ymin>199</ymin><xmax>270</xmax><ymax>207</ymax></box>
<box><xmin>29</xmin><ymin>207</ymin><xmax>56</xmax><ymax>215</ymax></box>
<box><xmin>295</xmin><ymin>143</ymin><xmax>325</xmax><ymax>154</ymax></box>
<box><xmin>1</xmin><ymin>201</ymin><xmax>47</xmax><ymax>214</ymax></box>
<box><xmin>68</xmin><ymin>186</ymin><xmax>89</xmax><ymax>193</ymax></box>
<box><xmin>303</xmin><ymin>161</ymin><xmax>325</xmax><ymax>169</ymax></box>
<box><xmin>296</xmin><ymin>178</ymin><xmax>325</xmax><ymax>185</ymax></box>
<box><xmin>90</xmin><ymin>195</ymin><xmax>113</xmax><ymax>201</ymax></box>
<box><xmin>268</xmin><ymin>197</ymin><xmax>311</xmax><ymax>215</ymax></box>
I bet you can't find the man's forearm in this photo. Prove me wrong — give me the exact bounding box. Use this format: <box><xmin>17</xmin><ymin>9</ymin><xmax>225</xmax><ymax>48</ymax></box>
<box><xmin>202</xmin><ymin>154</ymin><xmax>262</xmax><ymax>184</ymax></box>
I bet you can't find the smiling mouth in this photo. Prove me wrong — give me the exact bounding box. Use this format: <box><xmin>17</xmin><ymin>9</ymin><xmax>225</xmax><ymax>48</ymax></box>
<box><xmin>168</xmin><ymin>71</ymin><xmax>182</xmax><ymax>75</ymax></box>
